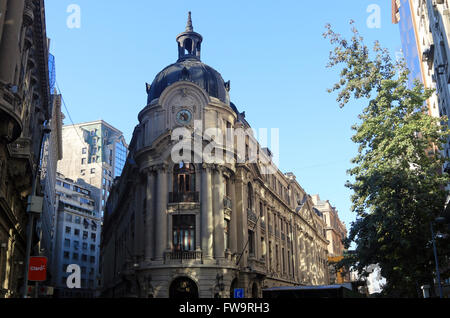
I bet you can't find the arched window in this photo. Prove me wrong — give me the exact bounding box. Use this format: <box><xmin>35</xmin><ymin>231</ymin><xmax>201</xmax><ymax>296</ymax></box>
<box><xmin>247</xmin><ymin>182</ymin><xmax>253</xmax><ymax>210</ymax></box>
<box><xmin>173</xmin><ymin>162</ymin><xmax>195</xmax><ymax>194</ymax></box>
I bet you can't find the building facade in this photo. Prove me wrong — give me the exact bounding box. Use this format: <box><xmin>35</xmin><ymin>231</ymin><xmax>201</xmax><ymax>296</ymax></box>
<box><xmin>57</xmin><ymin>120</ymin><xmax>128</xmax><ymax>217</ymax></box>
<box><xmin>53</xmin><ymin>173</ymin><xmax>101</xmax><ymax>298</ymax></box>
<box><xmin>0</xmin><ymin>0</ymin><xmax>53</xmax><ymax>297</ymax></box>
<box><xmin>311</xmin><ymin>195</ymin><xmax>348</xmax><ymax>284</ymax></box>
<box><xmin>38</xmin><ymin>92</ymin><xmax>63</xmax><ymax>287</ymax></box>
<box><xmin>101</xmin><ymin>13</ymin><xmax>329</xmax><ymax>298</ymax></box>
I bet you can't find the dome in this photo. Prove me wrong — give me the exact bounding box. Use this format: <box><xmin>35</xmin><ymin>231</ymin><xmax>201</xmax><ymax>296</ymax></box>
<box><xmin>147</xmin><ymin>58</ymin><xmax>230</xmax><ymax>105</ymax></box>
<box><xmin>146</xmin><ymin>12</ymin><xmax>230</xmax><ymax>105</ymax></box>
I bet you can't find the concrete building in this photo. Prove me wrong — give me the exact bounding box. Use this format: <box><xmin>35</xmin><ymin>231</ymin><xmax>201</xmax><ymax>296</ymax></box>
<box><xmin>311</xmin><ymin>195</ymin><xmax>348</xmax><ymax>284</ymax></box>
<box><xmin>393</xmin><ymin>0</ymin><xmax>450</xmax><ymax>297</ymax></box>
<box><xmin>0</xmin><ymin>0</ymin><xmax>53</xmax><ymax>297</ymax></box>
<box><xmin>53</xmin><ymin>173</ymin><xmax>101</xmax><ymax>298</ymax></box>
<box><xmin>101</xmin><ymin>13</ymin><xmax>329</xmax><ymax>298</ymax></box>
<box><xmin>57</xmin><ymin>120</ymin><xmax>128</xmax><ymax>217</ymax></box>
<box><xmin>38</xmin><ymin>92</ymin><xmax>63</xmax><ymax>287</ymax></box>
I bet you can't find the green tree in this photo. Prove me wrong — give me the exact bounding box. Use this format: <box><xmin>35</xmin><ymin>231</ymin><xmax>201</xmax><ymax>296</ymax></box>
<box><xmin>324</xmin><ymin>21</ymin><xmax>450</xmax><ymax>297</ymax></box>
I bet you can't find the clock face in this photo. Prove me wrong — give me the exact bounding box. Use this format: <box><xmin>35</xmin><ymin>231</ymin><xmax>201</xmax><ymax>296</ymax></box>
<box><xmin>176</xmin><ymin>109</ymin><xmax>192</xmax><ymax>125</ymax></box>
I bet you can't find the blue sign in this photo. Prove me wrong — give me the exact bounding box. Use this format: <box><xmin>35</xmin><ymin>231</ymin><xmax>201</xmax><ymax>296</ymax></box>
<box><xmin>234</xmin><ymin>288</ymin><xmax>244</xmax><ymax>298</ymax></box>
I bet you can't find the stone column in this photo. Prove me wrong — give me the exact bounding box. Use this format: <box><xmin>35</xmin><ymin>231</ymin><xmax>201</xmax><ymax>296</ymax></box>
<box><xmin>229</xmin><ymin>177</ymin><xmax>237</xmax><ymax>255</ymax></box>
<box><xmin>144</xmin><ymin>168</ymin><xmax>155</xmax><ymax>261</ymax></box>
<box><xmin>213</xmin><ymin>165</ymin><xmax>225</xmax><ymax>260</ymax></box>
<box><xmin>154</xmin><ymin>164</ymin><xmax>168</xmax><ymax>262</ymax></box>
<box><xmin>134</xmin><ymin>182</ymin><xmax>144</xmax><ymax>260</ymax></box>
<box><xmin>0</xmin><ymin>0</ymin><xmax>25</xmax><ymax>84</ymax></box>
<box><xmin>255</xmin><ymin>197</ymin><xmax>261</xmax><ymax>260</ymax></box>
<box><xmin>201</xmin><ymin>164</ymin><xmax>213</xmax><ymax>260</ymax></box>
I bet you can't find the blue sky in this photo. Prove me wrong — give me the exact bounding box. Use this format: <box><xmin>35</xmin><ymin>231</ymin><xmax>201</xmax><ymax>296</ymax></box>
<box><xmin>45</xmin><ymin>0</ymin><xmax>402</xmax><ymax>233</ymax></box>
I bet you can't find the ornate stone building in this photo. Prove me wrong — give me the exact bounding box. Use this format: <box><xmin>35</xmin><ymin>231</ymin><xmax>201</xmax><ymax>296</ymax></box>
<box><xmin>0</xmin><ymin>0</ymin><xmax>53</xmax><ymax>297</ymax></box>
<box><xmin>311</xmin><ymin>195</ymin><xmax>348</xmax><ymax>284</ymax></box>
<box><xmin>101</xmin><ymin>13</ymin><xmax>329</xmax><ymax>298</ymax></box>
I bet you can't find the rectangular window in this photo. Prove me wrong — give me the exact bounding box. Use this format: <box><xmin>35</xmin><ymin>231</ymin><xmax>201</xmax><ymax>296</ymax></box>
<box><xmin>82</xmin><ymin>254</ymin><xmax>87</xmax><ymax>262</ymax></box>
<box><xmin>82</xmin><ymin>148</ymin><xmax>87</xmax><ymax>154</ymax></box>
<box><xmin>91</xmin><ymin>168</ymin><xmax>95</xmax><ymax>174</ymax></box>
<box><xmin>74</xmin><ymin>229</ymin><xmax>80</xmax><ymax>236</ymax></box>
<box><xmin>248</xmin><ymin>230</ymin><xmax>255</xmax><ymax>256</ymax></box>
<box><xmin>83</xmin><ymin>231</ymin><xmax>88</xmax><ymax>240</ymax></box>
<box><xmin>224</xmin><ymin>219</ymin><xmax>230</xmax><ymax>251</ymax></box>
<box><xmin>81</xmin><ymin>158</ymin><xmax>87</xmax><ymax>165</ymax></box>
<box><xmin>172</xmin><ymin>215</ymin><xmax>195</xmax><ymax>251</ymax></box>
<box><xmin>90</xmin><ymin>256</ymin><xmax>95</xmax><ymax>263</ymax></box>
<box><xmin>90</xmin><ymin>244</ymin><xmax>95</xmax><ymax>252</ymax></box>
<box><xmin>82</xmin><ymin>242</ymin><xmax>88</xmax><ymax>250</ymax></box>
<box><xmin>91</xmin><ymin>233</ymin><xmax>96</xmax><ymax>241</ymax></box>
<box><xmin>73</xmin><ymin>253</ymin><xmax>79</xmax><ymax>260</ymax></box>
<box><xmin>65</xmin><ymin>226</ymin><xmax>71</xmax><ymax>234</ymax></box>
<box><xmin>64</xmin><ymin>239</ymin><xmax>70</xmax><ymax>248</ymax></box>
<box><xmin>63</xmin><ymin>251</ymin><xmax>69</xmax><ymax>259</ymax></box>
<box><xmin>65</xmin><ymin>214</ymin><xmax>72</xmax><ymax>222</ymax></box>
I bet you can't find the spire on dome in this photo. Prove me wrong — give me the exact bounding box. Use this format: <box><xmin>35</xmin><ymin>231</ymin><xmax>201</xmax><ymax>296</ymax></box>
<box><xmin>186</xmin><ymin>11</ymin><xmax>193</xmax><ymax>32</ymax></box>
<box><xmin>176</xmin><ymin>12</ymin><xmax>203</xmax><ymax>61</ymax></box>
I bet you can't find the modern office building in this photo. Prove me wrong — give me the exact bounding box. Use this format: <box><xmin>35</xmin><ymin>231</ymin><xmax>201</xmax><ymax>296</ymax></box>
<box><xmin>101</xmin><ymin>13</ymin><xmax>329</xmax><ymax>298</ymax></box>
<box><xmin>57</xmin><ymin>120</ymin><xmax>128</xmax><ymax>217</ymax></box>
<box><xmin>53</xmin><ymin>173</ymin><xmax>101</xmax><ymax>298</ymax></box>
<box><xmin>0</xmin><ymin>0</ymin><xmax>54</xmax><ymax>297</ymax></box>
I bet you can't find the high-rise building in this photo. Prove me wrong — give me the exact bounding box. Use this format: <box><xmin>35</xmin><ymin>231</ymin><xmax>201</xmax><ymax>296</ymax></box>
<box><xmin>101</xmin><ymin>13</ymin><xmax>329</xmax><ymax>298</ymax></box>
<box><xmin>0</xmin><ymin>0</ymin><xmax>54</xmax><ymax>298</ymax></box>
<box><xmin>53</xmin><ymin>173</ymin><xmax>101</xmax><ymax>298</ymax></box>
<box><xmin>57</xmin><ymin>120</ymin><xmax>128</xmax><ymax>217</ymax></box>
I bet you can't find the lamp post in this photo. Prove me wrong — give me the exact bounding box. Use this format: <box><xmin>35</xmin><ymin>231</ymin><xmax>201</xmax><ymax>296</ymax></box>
<box><xmin>22</xmin><ymin>123</ymin><xmax>51</xmax><ymax>298</ymax></box>
<box><xmin>430</xmin><ymin>216</ymin><xmax>445</xmax><ymax>299</ymax></box>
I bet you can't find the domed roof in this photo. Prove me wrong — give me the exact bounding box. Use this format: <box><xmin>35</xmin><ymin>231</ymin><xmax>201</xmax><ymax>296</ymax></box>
<box><xmin>147</xmin><ymin>57</ymin><xmax>230</xmax><ymax>105</ymax></box>
<box><xmin>146</xmin><ymin>12</ymin><xmax>230</xmax><ymax>105</ymax></box>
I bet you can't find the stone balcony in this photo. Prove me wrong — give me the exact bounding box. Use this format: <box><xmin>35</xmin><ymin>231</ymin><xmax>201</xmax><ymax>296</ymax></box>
<box><xmin>164</xmin><ymin>250</ymin><xmax>203</xmax><ymax>264</ymax></box>
<box><xmin>168</xmin><ymin>191</ymin><xmax>199</xmax><ymax>203</ymax></box>
<box><xmin>0</xmin><ymin>85</ymin><xmax>23</xmax><ymax>142</ymax></box>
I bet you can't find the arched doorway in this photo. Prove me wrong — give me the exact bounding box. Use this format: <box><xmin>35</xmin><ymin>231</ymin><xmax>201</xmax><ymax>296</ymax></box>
<box><xmin>169</xmin><ymin>277</ymin><xmax>199</xmax><ymax>299</ymax></box>
<box><xmin>230</xmin><ymin>278</ymin><xmax>238</xmax><ymax>298</ymax></box>
<box><xmin>251</xmin><ymin>282</ymin><xmax>259</xmax><ymax>298</ymax></box>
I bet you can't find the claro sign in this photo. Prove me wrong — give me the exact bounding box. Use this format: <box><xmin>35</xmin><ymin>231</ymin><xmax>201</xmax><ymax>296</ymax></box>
<box><xmin>28</xmin><ymin>257</ymin><xmax>47</xmax><ymax>282</ymax></box>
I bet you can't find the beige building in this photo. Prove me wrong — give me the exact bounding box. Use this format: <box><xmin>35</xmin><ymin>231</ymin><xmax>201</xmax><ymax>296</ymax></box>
<box><xmin>0</xmin><ymin>0</ymin><xmax>55</xmax><ymax>297</ymax></box>
<box><xmin>57</xmin><ymin>120</ymin><xmax>128</xmax><ymax>217</ymax></box>
<box><xmin>311</xmin><ymin>195</ymin><xmax>348</xmax><ymax>284</ymax></box>
<box><xmin>101</xmin><ymin>13</ymin><xmax>329</xmax><ymax>298</ymax></box>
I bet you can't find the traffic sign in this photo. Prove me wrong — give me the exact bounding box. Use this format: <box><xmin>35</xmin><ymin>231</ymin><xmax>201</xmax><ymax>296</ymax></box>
<box><xmin>28</xmin><ymin>257</ymin><xmax>47</xmax><ymax>282</ymax></box>
<box><xmin>234</xmin><ymin>288</ymin><xmax>244</xmax><ymax>298</ymax></box>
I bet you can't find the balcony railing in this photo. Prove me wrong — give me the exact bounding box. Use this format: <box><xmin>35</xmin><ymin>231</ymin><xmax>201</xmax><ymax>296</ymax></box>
<box><xmin>247</xmin><ymin>208</ymin><xmax>258</xmax><ymax>224</ymax></box>
<box><xmin>164</xmin><ymin>250</ymin><xmax>202</xmax><ymax>262</ymax></box>
<box><xmin>169</xmin><ymin>191</ymin><xmax>199</xmax><ymax>203</ymax></box>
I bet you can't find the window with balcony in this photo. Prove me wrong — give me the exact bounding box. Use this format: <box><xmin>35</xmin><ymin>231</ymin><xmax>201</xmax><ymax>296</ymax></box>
<box><xmin>170</xmin><ymin>162</ymin><xmax>197</xmax><ymax>202</ymax></box>
<box><xmin>172</xmin><ymin>214</ymin><xmax>195</xmax><ymax>251</ymax></box>
<box><xmin>247</xmin><ymin>183</ymin><xmax>253</xmax><ymax>210</ymax></box>
<box><xmin>248</xmin><ymin>230</ymin><xmax>255</xmax><ymax>256</ymax></box>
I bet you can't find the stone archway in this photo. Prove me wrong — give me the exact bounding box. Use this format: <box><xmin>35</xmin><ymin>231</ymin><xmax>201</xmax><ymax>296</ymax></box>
<box><xmin>251</xmin><ymin>282</ymin><xmax>259</xmax><ymax>298</ymax></box>
<box><xmin>169</xmin><ymin>276</ymin><xmax>199</xmax><ymax>299</ymax></box>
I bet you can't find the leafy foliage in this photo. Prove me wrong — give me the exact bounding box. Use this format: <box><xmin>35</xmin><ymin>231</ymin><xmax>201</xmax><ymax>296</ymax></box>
<box><xmin>324</xmin><ymin>22</ymin><xmax>450</xmax><ymax>297</ymax></box>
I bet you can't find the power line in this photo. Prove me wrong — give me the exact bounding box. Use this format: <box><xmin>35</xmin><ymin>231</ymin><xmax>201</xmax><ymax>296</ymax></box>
<box><xmin>55</xmin><ymin>81</ymin><xmax>85</xmax><ymax>146</ymax></box>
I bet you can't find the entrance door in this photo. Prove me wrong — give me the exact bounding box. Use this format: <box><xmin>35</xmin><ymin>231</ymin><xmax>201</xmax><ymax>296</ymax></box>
<box><xmin>169</xmin><ymin>277</ymin><xmax>199</xmax><ymax>299</ymax></box>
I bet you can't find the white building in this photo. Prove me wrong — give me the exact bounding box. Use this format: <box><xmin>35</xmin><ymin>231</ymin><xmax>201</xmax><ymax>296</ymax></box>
<box><xmin>53</xmin><ymin>173</ymin><xmax>101</xmax><ymax>298</ymax></box>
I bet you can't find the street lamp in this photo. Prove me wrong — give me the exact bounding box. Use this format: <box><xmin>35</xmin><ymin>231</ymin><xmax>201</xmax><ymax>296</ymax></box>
<box><xmin>22</xmin><ymin>123</ymin><xmax>51</xmax><ymax>298</ymax></box>
<box><xmin>430</xmin><ymin>216</ymin><xmax>446</xmax><ymax>299</ymax></box>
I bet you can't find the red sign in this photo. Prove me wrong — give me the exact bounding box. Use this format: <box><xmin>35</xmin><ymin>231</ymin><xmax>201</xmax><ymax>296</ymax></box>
<box><xmin>28</xmin><ymin>257</ymin><xmax>47</xmax><ymax>282</ymax></box>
